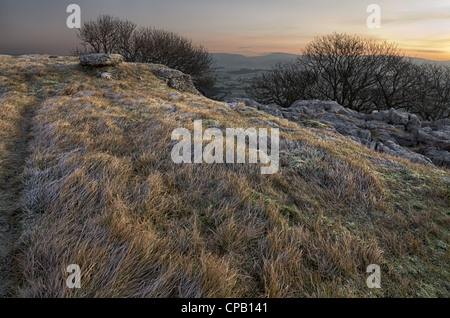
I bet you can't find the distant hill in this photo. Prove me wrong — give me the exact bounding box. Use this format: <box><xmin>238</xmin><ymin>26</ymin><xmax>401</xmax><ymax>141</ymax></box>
<box><xmin>213</xmin><ymin>53</ymin><xmax>450</xmax><ymax>70</ymax></box>
<box><xmin>212</xmin><ymin>52</ymin><xmax>299</xmax><ymax>70</ymax></box>
<box><xmin>410</xmin><ymin>57</ymin><xmax>450</xmax><ymax>67</ymax></box>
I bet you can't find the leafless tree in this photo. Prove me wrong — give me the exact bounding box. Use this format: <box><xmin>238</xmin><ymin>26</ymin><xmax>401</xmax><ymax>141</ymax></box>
<box><xmin>73</xmin><ymin>15</ymin><xmax>137</xmax><ymax>57</ymax></box>
<box><xmin>407</xmin><ymin>63</ymin><xmax>450</xmax><ymax>121</ymax></box>
<box><xmin>302</xmin><ymin>32</ymin><xmax>404</xmax><ymax>112</ymax></box>
<box><xmin>369</xmin><ymin>55</ymin><xmax>415</xmax><ymax>111</ymax></box>
<box><xmin>246</xmin><ymin>61</ymin><xmax>317</xmax><ymax>108</ymax></box>
<box><xmin>73</xmin><ymin>15</ymin><xmax>216</xmax><ymax>93</ymax></box>
<box><xmin>132</xmin><ymin>27</ymin><xmax>216</xmax><ymax>92</ymax></box>
<box><xmin>247</xmin><ymin>32</ymin><xmax>450</xmax><ymax>120</ymax></box>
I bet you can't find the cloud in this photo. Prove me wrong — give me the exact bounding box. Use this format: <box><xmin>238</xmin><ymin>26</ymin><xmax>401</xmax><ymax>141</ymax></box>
<box><xmin>403</xmin><ymin>48</ymin><xmax>449</xmax><ymax>54</ymax></box>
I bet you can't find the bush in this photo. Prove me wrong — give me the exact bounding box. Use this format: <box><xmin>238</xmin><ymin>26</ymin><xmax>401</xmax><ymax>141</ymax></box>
<box><xmin>246</xmin><ymin>61</ymin><xmax>316</xmax><ymax>108</ymax></box>
<box><xmin>131</xmin><ymin>27</ymin><xmax>216</xmax><ymax>94</ymax></box>
<box><xmin>73</xmin><ymin>15</ymin><xmax>216</xmax><ymax>94</ymax></box>
<box><xmin>370</xmin><ymin>55</ymin><xmax>416</xmax><ymax>111</ymax></box>
<box><xmin>409</xmin><ymin>63</ymin><xmax>450</xmax><ymax>120</ymax></box>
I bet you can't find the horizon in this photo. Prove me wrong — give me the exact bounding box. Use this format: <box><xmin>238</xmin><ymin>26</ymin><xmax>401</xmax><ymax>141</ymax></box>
<box><xmin>3</xmin><ymin>51</ymin><xmax>450</xmax><ymax>63</ymax></box>
<box><xmin>1</xmin><ymin>0</ymin><xmax>449</xmax><ymax>60</ymax></box>
<box><xmin>212</xmin><ymin>52</ymin><xmax>450</xmax><ymax>62</ymax></box>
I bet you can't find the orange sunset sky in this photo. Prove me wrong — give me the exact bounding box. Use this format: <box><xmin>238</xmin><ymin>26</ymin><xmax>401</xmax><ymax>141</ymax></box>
<box><xmin>1</xmin><ymin>0</ymin><xmax>449</xmax><ymax>60</ymax></box>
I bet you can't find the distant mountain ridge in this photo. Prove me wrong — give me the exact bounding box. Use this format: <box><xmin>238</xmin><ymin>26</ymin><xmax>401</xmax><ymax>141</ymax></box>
<box><xmin>212</xmin><ymin>53</ymin><xmax>299</xmax><ymax>70</ymax></box>
<box><xmin>212</xmin><ymin>52</ymin><xmax>450</xmax><ymax>70</ymax></box>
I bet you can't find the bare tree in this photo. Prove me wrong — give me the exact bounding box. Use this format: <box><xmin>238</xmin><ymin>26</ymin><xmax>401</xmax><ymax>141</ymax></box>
<box><xmin>370</xmin><ymin>55</ymin><xmax>416</xmax><ymax>111</ymax></box>
<box><xmin>73</xmin><ymin>15</ymin><xmax>216</xmax><ymax>93</ymax></box>
<box><xmin>407</xmin><ymin>63</ymin><xmax>450</xmax><ymax>121</ymax></box>
<box><xmin>302</xmin><ymin>32</ymin><xmax>404</xmax><ymax>112</ymax></box>
<box><xmin>73</xmin><ymin>15</ymin><xmax>137</xmax><ymax>57</ymax></box>
<box><xmin>246</xmin><ymin>61</ymin><xmax>317</xmax><ymax>108</ymax></box>
<box><xmin>246</xmin><ymin>32</ymin><xmax>450</xmax><ymax>120</ymax></box>
<box><xmin>132</xmin><ymin>27</ymin><xmax>216</xmax><ymax>93</ymax></box>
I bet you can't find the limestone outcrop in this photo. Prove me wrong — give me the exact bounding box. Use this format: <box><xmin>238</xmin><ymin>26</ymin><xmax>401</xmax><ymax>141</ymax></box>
<box><xmin>227</xmin><ymin>98</ymin><xmax>450</xmax><ymax>168</ymax></box>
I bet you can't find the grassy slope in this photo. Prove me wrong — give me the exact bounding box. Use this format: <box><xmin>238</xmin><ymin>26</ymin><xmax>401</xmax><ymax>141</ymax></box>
<box><xmin>0</xmin><ymin>56</ymin><xmax>38</xmax><ymax>296</ymax></box>
<box><xmin>0</xmin><ymin>54</ymin><xmax>449</xmax><ymax>298</ymax></box>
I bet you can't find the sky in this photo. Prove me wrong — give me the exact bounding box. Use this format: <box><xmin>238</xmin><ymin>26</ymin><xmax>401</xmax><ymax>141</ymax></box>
<box><xmin>0</xmin><ymin>0</ymin><xmax>449</xmax><ymax>60</ymax></box>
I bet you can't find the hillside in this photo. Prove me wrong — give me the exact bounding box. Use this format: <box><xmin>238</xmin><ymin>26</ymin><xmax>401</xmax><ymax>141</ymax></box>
<box><xmin>211</xmin><ymin>53</ymin><xmax>299</xmax><ymax>100</ymax></box>
<box><xmin>212</xmin><ymin>53</ymin><xmax>450</xmax><ymax>70</ymax></box>
<box><xmin>213</xmin><ymin>53</ymin><xmax>300</xmax><ymax>70</ymax></box>
<box><xmin>0</xmin><ymin>54</ymin><xmax>449</xmax><ymax>298</ymax></box>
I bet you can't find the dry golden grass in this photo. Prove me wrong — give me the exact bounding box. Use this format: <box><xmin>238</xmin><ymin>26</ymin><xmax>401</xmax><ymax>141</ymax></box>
<box><xmin>0</xmin><ymin>54</ymin><xmax>448</xmax><ymax>298</ymax></box>
<box><xmin>0</xmin><ymin>55</ymin><xmax>42</xmax><ymax>296</ymax></box>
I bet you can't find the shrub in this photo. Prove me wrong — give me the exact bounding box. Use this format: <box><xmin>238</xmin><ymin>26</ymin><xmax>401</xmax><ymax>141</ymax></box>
<box><xmin>246</xmin><ymin>61</ymin><xmax>316</xmax><ymax>108</ymax></box>
<box><xmin>73</xmin><ymin>15</ymin><xmax>216</xmax><ymax>94</ymax></box>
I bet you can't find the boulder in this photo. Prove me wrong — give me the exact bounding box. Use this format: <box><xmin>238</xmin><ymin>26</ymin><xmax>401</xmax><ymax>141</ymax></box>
<box><xmin>150</xmin><ymin>65</ymin><xmax>200</xmax><ymax>95</ymax></box>
<box><xmin>79</xmin><ymin>54</ymin><xmax>123</xmax><ymax>67</ymax></box>
<box><xmin>406</xmin><ymin>114</ymin><xmax>421</xmax><ymax>133</ymax></box>
<box><xmin>377</xmin><ymin>141</ymin><xmax>434</xmax><ymax>166</ymax></box>
<box><xmin>419</xmin><ymin>147</ymin><xmax>450</xmax><ymax>168</ymax></box>
<box><xmin>366</xmin><ymin>110</ymin><xmax>390</xmax><ymax>122</ymax></box>
<box><xmin>389</xmin><ymin>108</ymin><xmax>410</xmax><ymax>126</ymax></box>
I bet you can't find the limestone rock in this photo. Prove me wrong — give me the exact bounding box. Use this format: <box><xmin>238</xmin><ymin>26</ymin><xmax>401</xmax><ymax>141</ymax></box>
<box><xmin>150</xmin><ymin>65</ymin><xmax>200</xmax><ymax>95</ymax></box>
<box><xmin>389</xmin><ymin>108</ymin><xmax>409</xmax><ymax>126</ymax></box>
<box><xmin>100</xmin><ymin>72</ymin><xmax>112</xmax><ymax>79</ymax></box>
<box><xmin>79</xmin><ymin>54</ymin><xmax>123</xmax><ymax>67</ymax></box>
<box><xmin>377</xmin><ymin>141</ymin><xmax>433</xmax><ymax>166</ymax></box>
<box><xmin>226</xmin><ymin>98</ymin><xmax>284</xmax><ymax>117</ymax></box>
<box><xmin>233</xmin><ymin>98</ymin><xmax>450</xmax><ymax>168</ymax></box>
<box><xmin>419</xmin><ymin>147</ymin><xmax>450</xmax><ymax>168</ymax></box>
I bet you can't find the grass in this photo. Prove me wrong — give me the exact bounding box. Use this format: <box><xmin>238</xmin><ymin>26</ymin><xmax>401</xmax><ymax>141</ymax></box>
<box><xmin>0</xmin><ymin>55</ymin><xmax>42</xmax><ymax>296</ymax></box>
<box><xmin>0</xmin><ymin>54</ymin><xmax>449</xmax><ymax>298</ymax></box>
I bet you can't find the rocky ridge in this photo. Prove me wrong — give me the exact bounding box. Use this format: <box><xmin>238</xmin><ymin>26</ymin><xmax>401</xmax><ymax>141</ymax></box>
<box><xmin>227</xmin><ymin>98</ymin><xmax>450</xmax><ymax>168</ymax></box>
